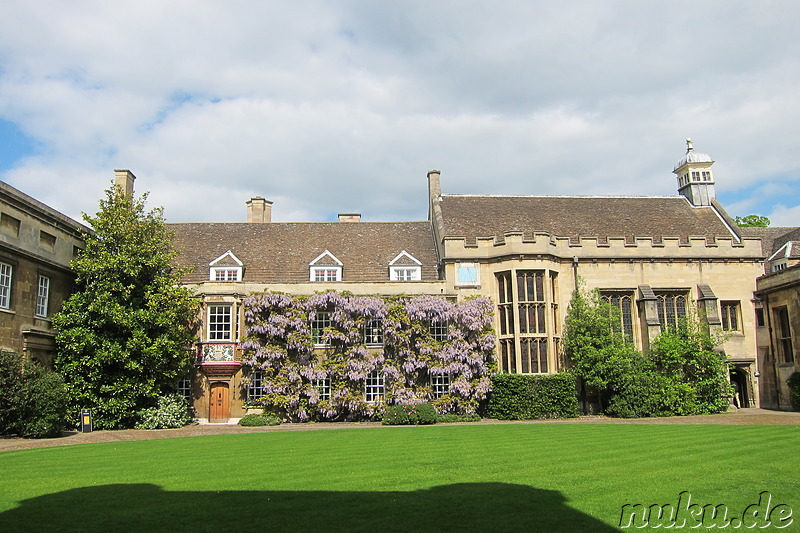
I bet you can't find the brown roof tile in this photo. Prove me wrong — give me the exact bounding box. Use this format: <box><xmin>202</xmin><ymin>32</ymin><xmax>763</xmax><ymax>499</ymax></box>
<box><xmin>739</xmin><ymin>226</ymin><xmax>800</xmax><ymax>257</ymax></box>
<box><xmin>168</xmin><ymin>221</ymin><xmax>439</xmax><ymax>283</ymax></box>
<box><xmin>439</xmin><ymin>195</ymin><xmax>736</xmax><ymax>244</ymax></box>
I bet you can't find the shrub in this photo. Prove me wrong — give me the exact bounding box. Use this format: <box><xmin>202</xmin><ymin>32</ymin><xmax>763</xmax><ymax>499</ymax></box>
<box><xmin>239</xmin><ymin>413</ymin><xmax>282</xmax><ymax>426</ymax></box>
<box><xmin>381</xmin><ymin>403</ymin><xmax>438</xmax><ymax>425</ymax></box>
<box><xmin>135</xmin><ymin>394</ymin><xmax>193</xmax><ymax>430</ymax></box>
<box><xmin>436</xmin><ymin>413</ymin><xmax>482</xmax><ymax>423</ymax></box>
<box><xmin>0</xmin><ymin>351</ymin><xmax>24</xmax><ymax>435</ymax></box>
<box><xmin>788</xmin><ymin>372</ymin><xmax>800</xmax><ymax>412</ymax></box>
<box><xmin>0</xmin><ymin>352</ymin><xmax>69</xmax><ymax>438</ymax></box>
<box><xmin>18</xmin><ymin>368</ymin><xmax>69</xmax><ymax>438</ymax></box>
<box><xmin>488</xmin><ymin>373</ymin><xmax>579</xmax><ymax>420</ymax></box>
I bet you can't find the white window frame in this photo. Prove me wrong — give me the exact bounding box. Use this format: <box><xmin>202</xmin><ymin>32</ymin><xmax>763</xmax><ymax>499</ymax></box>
<box><xmin>390</xmin><ymin>267</ymin><xmax>421</xmax><ymax>281</ymax></box>
<box><xmin>365</xmin><ymin>370</ymin><xmax>385</xmax><ymax>404</ymax></box>
<box><xmin>364</xmin><ymin>318</ymin><xmax>384</xmax><ymax>345</ymax></box>
<box><xmin>211</xmin><ymin>268</ymin><xmax>241</xmax><ymax>281</ymax></box>
<box><xmin>246</xmin><ymin>370</ymin><xmax>265</xmax><ymax>402</ymax></box>
<box><xmin>177</xmin><ymin>375</ymin><xmax>193</xmax><ymax>402</ymax></box>
<box><xmin>0</xmin><ymin>262</ymin><xmax>12</xmax><ymax>309</ymax></box>
<box><xmin>455</xmin><ymin>263</ymin><xmax>480</xmax><ymax>287</ymax></box>
<box><xmin>209</xmin><ymin>251</ymin><xmax>243</xmax><ymax>282</ymax></box>
<box><xmin>311</xmin><ymin>311</ymin><xmax>332</xmax><ymax>346</ymax></box>
<box><xmin>311</xmin><ymin>267</ymin><xmax>342</xmax><ymax>282</ymax></box>
<box><xmin>429</xmin><ymin>319</ymin><xmax>449</xmax><ymax>342</ymax></box>
<box><xmin>431</xmin><ymin>373</ymin><xmax>451</xmax><ymax>398</ymax></box>
<box><xmin>313</xmin><ymin>378</ymin><xmax>331</xmax><ymax>401</ymax></box>
<box><xmin>309</xmin><ymin>250</ymin><xmax>343</xmax><ymax>282</ymax></box>
<box><xmin>207</xmin><ymin>305</ymin><xmax>233</xmax><ymax>341</ymax></box>
<box><xmin>35</xmin><ymin>275</ymin><xmax>50</xmax><ymax>318</ymax></box>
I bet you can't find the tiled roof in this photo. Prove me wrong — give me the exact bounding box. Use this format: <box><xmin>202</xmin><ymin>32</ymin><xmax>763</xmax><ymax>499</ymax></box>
<box><xmin>168</xmin><ymin>221</ymin><xmax>439</xmax><ymax>283</ymax></box>
<box><xmin>740</xmin><ymin>227</ymin><xmax>800</xmax><ymax>257</ymax></box>
<box><xmin>438</xmin><ymin>195</ymin><xmax>735</xmax><ymax>244</ymax></box>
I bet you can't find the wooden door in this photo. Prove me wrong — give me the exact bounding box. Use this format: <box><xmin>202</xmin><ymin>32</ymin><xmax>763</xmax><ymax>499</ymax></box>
<box><xmin>209</xmin><ymin>382</ymin><xmax>230</xmax><ymax>422</ymax></box>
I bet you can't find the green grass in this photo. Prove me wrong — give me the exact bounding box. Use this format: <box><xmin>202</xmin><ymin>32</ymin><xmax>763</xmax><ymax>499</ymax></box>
<box><xmin>0</xmin><ymin>424</ymin><xmax>798</xmax><ymax>531</ymax></box>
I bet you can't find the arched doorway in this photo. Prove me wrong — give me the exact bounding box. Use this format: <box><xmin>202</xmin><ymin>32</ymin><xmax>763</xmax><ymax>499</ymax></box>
<box><xmin>730</xmin><ymin>368</ymin><xmax>750</xmax><ymax>408</ymax></box>
<box><xmin>209</xmin><ymin>382</ymin><xmax>230</xmax><ymax>422</ymax></box>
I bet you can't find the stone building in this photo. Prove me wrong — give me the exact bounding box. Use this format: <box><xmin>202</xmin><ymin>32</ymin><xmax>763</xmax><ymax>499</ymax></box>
<box><xmin>748</xmin><ymin>226</ymin><xmax>800</xmax><ymax>408</ymax></box>
<box><xmin>0</xmin><ymin>180</ymin><xmax>88</xmax><ymax>365</ymax></box>
<box><xmin>427</xmin><ymin>140</ymin><xmax>766</xmax><ymax>410</ymax></box>
<box><xmin>167</xmin><ymin>140</ymin><xmax>782</xmax><ymax>421</ymax></box>
<box><xmin>169</xmin><ymin>212</ymin><xmax>445</xmax><ymax>421</ymax></box>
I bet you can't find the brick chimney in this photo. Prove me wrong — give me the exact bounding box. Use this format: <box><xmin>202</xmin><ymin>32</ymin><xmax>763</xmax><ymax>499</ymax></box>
<box><xmin>338</xmin><ymin>213</ymin><xmax>361</xmax><ymax>222</ymax></box>
<box><xmin>246</xmin><ymin>196</ymin><xmax>273</xmax><ymax>223</ymax></box>
<box><xmin>114</xmin><ymin>169</ymin><xmax>136</xmax><ymax>196</ymax></box>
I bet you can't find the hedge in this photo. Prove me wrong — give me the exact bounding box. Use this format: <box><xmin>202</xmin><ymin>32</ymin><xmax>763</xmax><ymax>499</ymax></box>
<box><xmin>488</xmin><ymin>373</ymin><xmax>579</xmax><ymax>420</ymax></box>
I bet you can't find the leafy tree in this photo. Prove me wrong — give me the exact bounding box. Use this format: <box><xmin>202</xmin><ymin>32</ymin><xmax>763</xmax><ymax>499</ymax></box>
<box><xmin>53</xmin><ymin>183</ymin><xmax>198</xmax><ymax>429</ymax></box>
<box><xmin>563</xmin><ymin>287</ymin><xmax>638</xmax><ymax>412</ymax></box>
<box><xmin>734</xmin><ymin>214</ymin><xmax>770</xmax><ymax>227</ymax></box>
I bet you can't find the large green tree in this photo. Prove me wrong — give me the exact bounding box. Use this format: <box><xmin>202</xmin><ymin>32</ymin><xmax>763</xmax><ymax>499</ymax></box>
<box><xmin>563</xmin><ymin>287</ymin><xmax>639</xmax><ymax>412</ymax></box>
<box><xmin>53</xmin><ymin>183</ymin><xmax>198</xmax><ymax>429</ymax></box>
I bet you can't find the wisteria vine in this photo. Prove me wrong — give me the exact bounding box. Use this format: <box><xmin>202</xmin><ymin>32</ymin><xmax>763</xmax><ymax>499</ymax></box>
<box><xmin>240</xmin><ymin>291</ymin><xmax>497</xmax><ymax>421</ymax></box>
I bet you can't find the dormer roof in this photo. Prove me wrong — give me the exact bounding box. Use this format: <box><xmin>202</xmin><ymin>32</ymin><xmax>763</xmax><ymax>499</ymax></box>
<box><xmin>209</xmin><ymin>250</ymin><xmax>243</xmax><ymax>267</ymax></box>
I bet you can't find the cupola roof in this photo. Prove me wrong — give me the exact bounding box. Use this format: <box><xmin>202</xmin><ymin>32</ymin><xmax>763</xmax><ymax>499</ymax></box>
<box><xmin>674</xmin><ymin>138</ymin><xmax>713</xmax><ymax>171</ymax></box>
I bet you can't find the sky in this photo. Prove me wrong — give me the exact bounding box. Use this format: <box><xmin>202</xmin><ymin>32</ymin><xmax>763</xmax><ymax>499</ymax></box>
<box><xmin>0</xmin><ymin>1</ymin><xmax>798</xmax><ymax>226</ymax></box>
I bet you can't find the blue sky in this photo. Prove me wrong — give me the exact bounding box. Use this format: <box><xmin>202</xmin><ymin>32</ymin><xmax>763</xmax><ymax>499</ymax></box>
<box><xmin>0</xmin><ymin>1</ymin><xmax>798</xmax><ymax>226</ymax></box>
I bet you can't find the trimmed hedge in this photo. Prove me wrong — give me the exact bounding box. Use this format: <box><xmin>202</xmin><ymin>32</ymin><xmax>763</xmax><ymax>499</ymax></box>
<box><xmin>239</xmin><ymin>413</ymin><xmax>282</xmax><ymax>427</ymax></box>
<box><xmin>488</xmin><ymin>373</ymin><xmax>579</xmax><ymax>420</ymax></box>
<box><xmin>381</xmin><ymin>403</ymin><xmax>438</xmax><ymax>425</ymax></box>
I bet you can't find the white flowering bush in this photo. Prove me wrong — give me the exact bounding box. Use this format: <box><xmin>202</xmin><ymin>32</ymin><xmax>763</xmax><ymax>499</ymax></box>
<box><xmin>241</xmin><ymin>291</ymin><xmax>496</xmax><ymax>421</ymax></box>
<box><xmin>135</xmin><ymin>394</ymin><xmax>193</xmax><ymax>429</ymax></box>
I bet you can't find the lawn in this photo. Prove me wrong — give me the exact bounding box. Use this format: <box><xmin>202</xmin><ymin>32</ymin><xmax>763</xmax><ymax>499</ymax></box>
<box><xmin>0</xmin><ymin>424</ymin><xmax>798</xmax><ymax>531</ymax></box>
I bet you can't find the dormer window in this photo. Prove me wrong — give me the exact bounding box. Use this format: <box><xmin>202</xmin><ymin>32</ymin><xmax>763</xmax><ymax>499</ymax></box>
<box><xmin>389</xmin><ymin>250</ymin><xmax>422</xmax><ymax>281</ymax></box>
<box><xmin>209</xmin><ymin>251</ymin><xmax>243</xmax><ymax>282</ymax></box>
<box><xmin>310</xmin><ymin>250</ymin><xmax>343</xmax><ymax>282</ymax></box>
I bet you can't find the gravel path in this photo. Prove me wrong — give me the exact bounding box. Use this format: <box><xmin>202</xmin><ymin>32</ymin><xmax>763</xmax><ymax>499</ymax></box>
<box><xmin>1</xmin><ymin>408</ymin><xmax>797</xmax><ymax>453</ymax></box>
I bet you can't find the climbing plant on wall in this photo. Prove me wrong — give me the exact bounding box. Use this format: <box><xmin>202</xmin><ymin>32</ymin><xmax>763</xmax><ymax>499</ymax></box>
<box><xmin>240</xmin><ymin>291</ymin><xmax>496</xmax><ymax>421</ymax></box>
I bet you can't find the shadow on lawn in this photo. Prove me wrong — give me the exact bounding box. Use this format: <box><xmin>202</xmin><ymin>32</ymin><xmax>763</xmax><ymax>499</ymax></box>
<box><xmin>0</xmin><ymin>482</ymin><xmax>619</xmax><ymax>532</ymax></box>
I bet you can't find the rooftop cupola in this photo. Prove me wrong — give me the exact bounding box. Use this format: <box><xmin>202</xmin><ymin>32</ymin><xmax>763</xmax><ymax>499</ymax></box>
<box><xmin>673</xmin><ymin>138</ymin><xmax>716</xmax><ymax>206</ymax></box>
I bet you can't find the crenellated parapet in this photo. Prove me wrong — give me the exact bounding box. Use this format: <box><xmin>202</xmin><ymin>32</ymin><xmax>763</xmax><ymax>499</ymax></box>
<box><xmin>441</xmin><ymin>231</ymin><xmax>764</xmax><ymax>261</ymax></box>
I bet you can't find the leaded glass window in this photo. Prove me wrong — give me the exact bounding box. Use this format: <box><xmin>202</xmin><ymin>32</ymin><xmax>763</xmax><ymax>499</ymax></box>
<box><xmin>655</xmin><ymin>292</ymin><xmax>687</xmax><ymax>330</ymax></box>
<box><xmin>602</xmin><ymin>291</ymin><xmax>634</xmax><ymax>343</ymax></box>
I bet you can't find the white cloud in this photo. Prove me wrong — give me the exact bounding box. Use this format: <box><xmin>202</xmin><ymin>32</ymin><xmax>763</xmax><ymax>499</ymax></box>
<box><xmin>0</xmin><ymin>1</ymin><xmax>799</xmax><ymax>224</ymax></box>
<box><xmin>768</xmin><ymin>204</ymin><xmax>800</xmax><ymax>228</ymax></box>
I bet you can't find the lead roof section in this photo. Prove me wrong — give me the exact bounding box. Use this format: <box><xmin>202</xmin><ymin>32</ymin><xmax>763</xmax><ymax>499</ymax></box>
<box><xmin>438</xmin><ymin>195</ymin><xmax>737</xmax><ymax>245</ymax></box>
<box><xmin>168</xmin><ymin>221</ymin><xmax>439</xmax><ymax>283</ymax></box>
